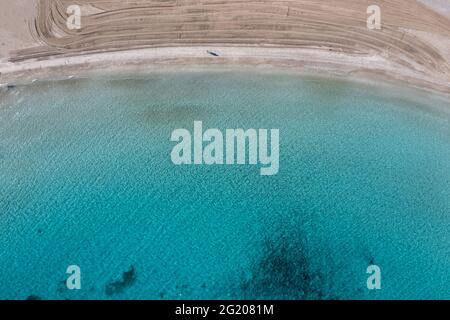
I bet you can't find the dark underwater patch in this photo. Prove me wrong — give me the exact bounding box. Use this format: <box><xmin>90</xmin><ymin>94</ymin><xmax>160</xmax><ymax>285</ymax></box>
<box><xmin>239</xmin><ymin>230</ymin><xmax>338</xmax><ymax>300</ymax></box>
<box><xmin>106</xmin><ymin>78</ymin><xmax>157</xmax><ymax>88</ymax></box>
<box><xmin>105</xmin><ymin>266</ymin><xmax>136</xmax><ymax>296</ymax></box>
<box><xmin>26</xmin><ymin>295</ymin><xmax>41</xmax><ymax>300</ymax></box>
<box><xmin>139</xmin><ymin>104</ymin><xmax>205</xmax><ymax>125</ymax></box>
<box><xmin>57</xmin><ymin>280</ymin><xmax>65</xmax><ymax>293</ymax></box>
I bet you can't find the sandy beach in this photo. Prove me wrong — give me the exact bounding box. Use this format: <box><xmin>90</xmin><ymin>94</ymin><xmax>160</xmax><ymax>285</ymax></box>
<box><xmin>1</xmin><ymin>0</ymin><xmax>449</xmax><ymax>94</ymax></box>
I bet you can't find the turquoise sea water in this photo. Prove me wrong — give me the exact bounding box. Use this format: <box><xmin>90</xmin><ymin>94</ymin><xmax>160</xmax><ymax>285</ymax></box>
<box><xmin>0</xmin><ymin>70</ymin><xmax>449</xmax><ymax>299</ymax></box>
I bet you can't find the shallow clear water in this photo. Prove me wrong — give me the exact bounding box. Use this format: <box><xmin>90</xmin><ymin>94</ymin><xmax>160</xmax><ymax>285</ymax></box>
<box><xmin>0</xmin><ymin>70</ymin><xmax>449</xmax><ymax>299</ymax></box>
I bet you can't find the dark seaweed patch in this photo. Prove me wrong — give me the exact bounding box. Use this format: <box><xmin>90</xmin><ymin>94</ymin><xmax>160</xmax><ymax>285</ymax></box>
<box><xmin>240</xmin><ymin>230</ymin><xmax>336</xmax><ymax>300</ymax></box>
<box><xmin>57</xmin><ymin>280</ymin><xmax>66</xmax><ymax>293</ymax></box>
<box><xmin>139</xmin><ymin>105</ymin><xmax>204</xmax><ymax>125</ymax></box>
<box><xmin>105</xmin><ymin>266</ymin><xmax>136</xmax><ymax>296</ymax></box>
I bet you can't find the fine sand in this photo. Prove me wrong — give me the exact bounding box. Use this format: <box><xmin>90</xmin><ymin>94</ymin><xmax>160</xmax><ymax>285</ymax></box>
<box><xmin>0</xmin><ymin>0</ymin><xmax>449</xmax><ymax>94</ymax></box>
<box><xmin>0</xmin><ymin>0</ymin><xmax>37</xmax><ymax>58</ymax></box>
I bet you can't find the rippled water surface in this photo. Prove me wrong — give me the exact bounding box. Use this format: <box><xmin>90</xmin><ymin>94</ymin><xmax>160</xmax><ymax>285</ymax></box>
<box><xmin>0</xmin><ymin>70</ymin><xmax>449</xmax><ymax>299</ymax></box>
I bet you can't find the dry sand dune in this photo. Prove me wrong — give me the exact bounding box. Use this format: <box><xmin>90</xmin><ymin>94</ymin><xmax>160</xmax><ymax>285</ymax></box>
<box><xmin>1</xmin><ymin>0</ymin><xmax>450</xmax><ymax>93</ymax></box>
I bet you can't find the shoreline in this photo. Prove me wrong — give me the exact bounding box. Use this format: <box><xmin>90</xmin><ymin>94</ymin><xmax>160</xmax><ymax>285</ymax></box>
<box><xmin>1</xmin><ymin>46</ymin><xmax>450</xmax><ymax>99</ymax></box>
